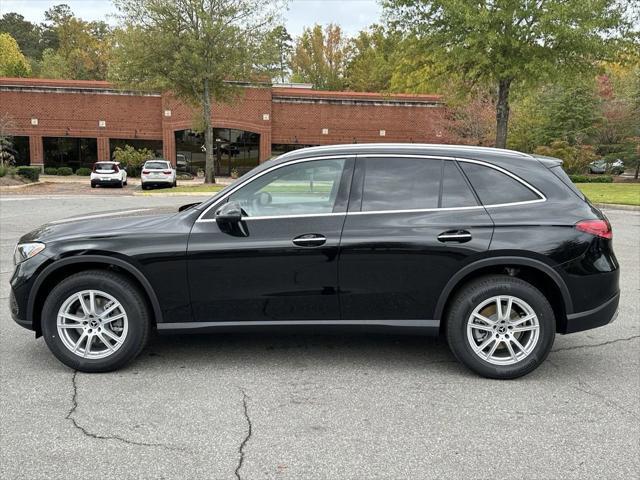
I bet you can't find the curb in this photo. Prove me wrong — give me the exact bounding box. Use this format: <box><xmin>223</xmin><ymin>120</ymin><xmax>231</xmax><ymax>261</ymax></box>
<box><xmin>0</xmin><ymin>180</ymin><xmax>45</xmax><ymax>190</ymax></box>
<box><xmin>595</xmin><ymin>203</ymin><xmax>640</xmax><ymax>212</ymax></box>
<box><xmin>133</xmin><ymin>191</ymin><xmax>218</xmax><ymax>197</ymax></box>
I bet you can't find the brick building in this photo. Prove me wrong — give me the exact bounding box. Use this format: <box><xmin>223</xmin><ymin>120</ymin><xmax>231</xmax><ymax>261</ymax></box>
<box><xmin>0</xmin><ymin>77</ymin><xmax>445</xmax><ymax>175</ymax></box>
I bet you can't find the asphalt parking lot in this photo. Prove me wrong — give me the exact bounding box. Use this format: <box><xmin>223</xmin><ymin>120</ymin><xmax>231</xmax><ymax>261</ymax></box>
<box><xmin>0</xmin><ymin>194</ymin><xmax>638</xmax><ymax>480</ymax></box>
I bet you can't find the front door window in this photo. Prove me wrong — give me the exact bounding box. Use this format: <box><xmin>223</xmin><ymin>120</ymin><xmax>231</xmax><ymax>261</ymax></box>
<box><xmin>227</xmin><ymin>159</ymin><xmax>346</xmax><ymax>218</ymax></box>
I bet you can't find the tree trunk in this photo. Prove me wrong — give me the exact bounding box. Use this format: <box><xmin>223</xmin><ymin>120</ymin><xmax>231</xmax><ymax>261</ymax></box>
<box><xmin>203</xmin><ymin>79</ymin><xmax>216</xmax><ymax>184</ymax></box>
<box><xmin>495</xmin><ymin>78</ymin><xmax>512</xmax><ymax>149</ymax></box>
<box><xmin>635</xmin><ymin>161</ymin><xmax>639</xmax><ymax>180</ymax></box>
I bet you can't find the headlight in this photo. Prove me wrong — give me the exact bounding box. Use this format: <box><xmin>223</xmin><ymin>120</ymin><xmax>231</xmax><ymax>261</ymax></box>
<box><xmin>13</xmin><ymin>242</ymin><xmax>45</xmax><ymax>265</ymax></box>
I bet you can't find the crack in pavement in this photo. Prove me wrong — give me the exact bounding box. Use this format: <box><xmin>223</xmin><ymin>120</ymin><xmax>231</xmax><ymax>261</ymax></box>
<box><xmin>551</xmin><ymin>335</ymin><xmax>640</xmax><ymax>353</ymax></box>
<box><xmin>235</xmin><ymin>388</ymin><xmax>253</xmax><ymax>480</ymax></box>
<box><xmin>66</xmin><ymin>371</ymin><xmax>181</xmax><ymax>451</ymax></box>
<box><xmin>572</xmin><ymin>379</ymin><xmax>640</xmax><ymax>421</ymax></box>
<box><xmin>546</xmin><ymin>359</ymin><xmax>639</xmax><ymax>421</ymax></box>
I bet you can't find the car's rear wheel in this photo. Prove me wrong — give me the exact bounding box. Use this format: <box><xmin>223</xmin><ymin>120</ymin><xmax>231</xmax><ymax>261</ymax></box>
<box><xmin>41</xmin><ymin>270</ymin><xmax>151</xmax><ymax>372</ymax></box>
<box><xmin>446</xmin><ymin>275</ymin><xmax>555</xmax><ymax>379</ymax></box>
<box><xmin>91</xmin><ymin>182</ymin><xmax>96</xmax><ymax>188</ymax></box>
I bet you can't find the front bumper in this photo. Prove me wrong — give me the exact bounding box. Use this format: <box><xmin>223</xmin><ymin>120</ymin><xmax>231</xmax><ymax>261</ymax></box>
<box><xmin>561</xmin><ymin>291</ymin><xmax>620</xmax><ymax>334</ymax></box>
<box><xmin>10</xmin><ymin>288</ymin><xmax>32</xmax><ymax>331</ymax></box>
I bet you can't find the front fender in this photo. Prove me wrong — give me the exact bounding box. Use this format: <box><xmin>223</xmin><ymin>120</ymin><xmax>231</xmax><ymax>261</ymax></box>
<box><xmin>27</xmin><ymin>254</ymin><xmax>164</xmax><ymax>331</ymax></box>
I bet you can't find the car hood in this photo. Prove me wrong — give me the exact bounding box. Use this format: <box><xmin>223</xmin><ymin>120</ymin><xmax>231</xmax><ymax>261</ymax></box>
<box><xmin>19</xmin><ymin>207</ymin><xmax>180</xmax><ymax>244</ymax></box>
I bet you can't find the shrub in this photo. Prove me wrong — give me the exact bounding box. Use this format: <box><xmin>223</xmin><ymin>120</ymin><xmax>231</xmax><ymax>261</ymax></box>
<box><xmin>57</xmin><ymin>167</ymin><xmax>73</xmax><ymax>176</ymax></box>
<box><xmin>75</xmin><ymin>167</ymin><xmax>92</xmax><ymax>176</ymax></box>
<box><xmin>15</xmin><ymin>166</ymin><xmax>40</xmax><ymax>182</ymax></box>
<box><xmin>569</xmin><ymin>174</ymin><xmax>613</xmax><ymax>183</ymax></box>
<box><xmin>0</xmin><ymin>165</ymin><xmax>7</xmax><ymax>177</ymax></box>
<box><xmin>112</xmin><ymin>145</ymin><xmax>155</xmax><ymax>177</ymax></box>
<box><xmin>44</xmin><ymin>167</ymin><xmax>58</xmax><ymax>175</ymax></box>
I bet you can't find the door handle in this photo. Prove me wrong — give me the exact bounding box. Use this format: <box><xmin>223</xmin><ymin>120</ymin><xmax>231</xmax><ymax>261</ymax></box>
<box><xmin>292</xmin><ymin>234</ymin><xmax>326</xmax><ymax>247</ymax></box>
<box><xmin>437</xmin><ymin>230</ymin><xmax>472</xmax><ymax>243</ymax></box>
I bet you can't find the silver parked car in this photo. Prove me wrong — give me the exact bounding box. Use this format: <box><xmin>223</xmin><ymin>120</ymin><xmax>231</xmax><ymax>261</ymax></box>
<box><xmin>589</xmin><ymin>159</ymin><xmax>624</xmax><ymax>175</ymax></box>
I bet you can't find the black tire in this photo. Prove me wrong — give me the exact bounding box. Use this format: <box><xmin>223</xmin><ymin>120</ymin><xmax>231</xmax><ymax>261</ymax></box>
<box><xmin>141</xmin><ymin>184</ymin><xmax>148</xmax><ymax>190</ymax></box>
<box><xmin>91</xmin><ymin>182</ymin><xmax>96</xmax><ymax>189</ymax></box>
<box><xmin>41</xmin><ymin>270</ymin><xmax>151</xmax><ymax>372</ymax></box>
<box><xmin>445</xmin><ymin>275</ymin><xmax>555</xmax><ymax>379</ymax></box>
<box><xmin>173</xmin><ymin>179</ymin><xmax>177</xmax><ymax>187</ymax></box>
<box><xmin>123</xmin><ymin>179</ymin><xmax>128</xmax><ymax>186</ymax></box>
<box><xmin>119</xmin><ymin>180</ymin><xmax>124</xmax><ymax>188</ymax></box>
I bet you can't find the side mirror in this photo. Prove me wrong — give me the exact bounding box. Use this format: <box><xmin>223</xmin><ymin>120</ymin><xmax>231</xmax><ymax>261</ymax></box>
<box><xmin>215</xmin><ymin>201</ymin><xmax>247</xmax><ymax>237</ymax></box>
<box><xmin>216</xmin><ymin>201</ymin><xmax>243</xmax><ymax>223</ymax></box>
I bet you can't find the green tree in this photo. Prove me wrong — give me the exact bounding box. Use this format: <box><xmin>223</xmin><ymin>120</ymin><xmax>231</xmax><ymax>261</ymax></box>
<box><xmin>259</xmin><ymin>25</ymin><xmax>293</xmax><ymax>83</ymax></box>
<box><xmin>0</xmin><ymin>113</ymin><xmax>16</xmax><ymax>168</ymax></box>
<box><xmin>0</xmin><ymin>33</ymin><xmax>32</xmax><ymax>77</ymax></box>
<box><xmin>384</xmin><ymin>0</ymin><xmax>637</xmax><ymax>148</ymax></box>
<box><xmin>111</xmin><ymin>0</ymin><xmax>280</xmax><ymax>183</ymax></box>
<box><xmin>534</xmin><ymin>140</ymin><xmax>597</xmax><ymax>175</ymax></box>
<box><xmin>39</xmin><ymin>4</ymin><xmax>112</xmax><ymax>80</ymax></box>
<box><xmin>346</xmin><ymin>25</ymin><xmax>399</xmax><ymax>92</ymax></box>
<box><xmin>290</xmin><ymin>24</ymin><xmax>348</xmax><ymax>90</ymax></box>
<box><xmin>0</xmin><ymin>13</ymin><xmax>43</xmax><ymax>59</ymax></box>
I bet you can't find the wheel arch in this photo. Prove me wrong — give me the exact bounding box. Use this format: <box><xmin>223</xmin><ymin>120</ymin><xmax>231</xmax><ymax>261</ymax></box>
<box><xmin>28</xmin><ymin>255</ymin><xmax>163</xmax><ymax>336</ymax></box>
<box><xmin>435</xmin><ymin>256</ymin><xmax>573</xmax><ymax>333</ymax></box>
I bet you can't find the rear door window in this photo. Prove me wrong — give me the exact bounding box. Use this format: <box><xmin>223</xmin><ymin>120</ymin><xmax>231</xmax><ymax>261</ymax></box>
<box><xmin>361</xmin><ymin>158</ymin><xmax>442</xmax><ymax>211</ymax></box>
<box><xmin>442</xmin><ymin>161</ymin><xmax>478</xmax><ymax>208</ymax></box>
<box><xmin>459</xmin><ymin>162</ymin><xmax>540</xmax><ymax>205</ymax></box>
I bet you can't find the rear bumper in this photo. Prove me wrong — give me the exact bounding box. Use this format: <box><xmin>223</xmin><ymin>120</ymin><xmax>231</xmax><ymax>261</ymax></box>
<box><xmin>561</xmin><ymin>291</ymin><xmax>619</xmax><ymax>334</ymax></box>
<box><xmin>141</xmin><ymin>178</ymin><xmax>173</xmax><ymax>186</ymax></box>
<box><xmin>91</xmin><ymin>178</ymin><xmax>122</xmax><ymax>185</ymax></box>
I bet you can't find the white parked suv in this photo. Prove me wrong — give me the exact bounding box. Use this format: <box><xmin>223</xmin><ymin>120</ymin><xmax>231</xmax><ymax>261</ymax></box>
<box><xmin>90</xmin><ymin>162</ymin><xmax>127</xmax><ymax>188</ymax></box>
<box><xmin>141</xmin><ymin>159</ymin><xmax>177</xmax><ymax>190</ymax></box>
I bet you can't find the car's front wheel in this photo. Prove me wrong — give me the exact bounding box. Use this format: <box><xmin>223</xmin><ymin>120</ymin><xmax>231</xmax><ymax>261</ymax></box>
<box><xmin>41</xmin><ymin>270</ymin><xmax>151</xmax><ymax>372</ymax></box>
<box><xmin>446</xmin><ymin>275</ymin><xmax>555</xmax><ymax>379</ymax></box>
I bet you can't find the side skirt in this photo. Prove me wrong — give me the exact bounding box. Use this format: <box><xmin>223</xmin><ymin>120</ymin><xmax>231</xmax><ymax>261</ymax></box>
<box><xmin>156</xmin><ymin>319</ymin><xmax>440</xmax><ymax>336</ymax></box>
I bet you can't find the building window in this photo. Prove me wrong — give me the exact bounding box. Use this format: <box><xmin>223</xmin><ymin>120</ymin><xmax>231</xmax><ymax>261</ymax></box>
<box><xmin>271</xmin><ymin>144</ymin><xmax>319</xmax><ymax>158</ymax></box>
<box><xmin>43</xmin><ymin>137</ymin><xmax>97</xmax><ymax>170</ymax></box>
<box><xmin>175</xmin><ymin>128</ymin><xmax>260</xmax><ymax>176</ymax></box>
<box><xmin>3</xmin><ymin>136</ymin><xmax>30</xmax><ymax>166</ymax></box>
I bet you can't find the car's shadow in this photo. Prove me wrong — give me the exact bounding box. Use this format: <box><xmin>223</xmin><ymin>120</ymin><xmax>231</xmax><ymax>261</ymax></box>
<box><xmin>139</xmin><ymin>332</ymin><xmax>460</xmax><ymax>372</ymax></box>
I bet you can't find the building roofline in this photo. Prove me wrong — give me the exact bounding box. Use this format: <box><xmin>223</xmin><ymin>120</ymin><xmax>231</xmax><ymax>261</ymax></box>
<box><xmin>0</xmin><ymin>77</ymin><xmax>442</xmax><ymax>103</ymax></box>
<box><xmin>272</xmin><ymin>87</ymin><xmax>441</xmax><ymax>102</ymax></box>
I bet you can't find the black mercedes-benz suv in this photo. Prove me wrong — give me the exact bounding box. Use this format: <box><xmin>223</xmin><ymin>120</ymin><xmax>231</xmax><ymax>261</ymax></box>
<box><xmin>10</xmin><ymin>144</ymin><xmax>619</xmax><ymax>378</ymax></box>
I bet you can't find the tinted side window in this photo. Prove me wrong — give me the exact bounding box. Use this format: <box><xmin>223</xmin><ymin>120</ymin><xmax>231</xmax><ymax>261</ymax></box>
<box><xmin>362</xmin><ymin>158</ymin><xmax>441</xmax><ymax>211</ymax></box>
<box><xmin>460</xmin><ymin>162</ymin><xmax>539</xmax><ymax>205</ymax></box>
<box><xmin>227</xmin><ymin>159</ymin><xmax>346</xmax><ymax>217</ymax></box>
<box><xmin>442</xmin><ymin>161</ymin><xmax>478</xmax><ymax>208</ymax></box>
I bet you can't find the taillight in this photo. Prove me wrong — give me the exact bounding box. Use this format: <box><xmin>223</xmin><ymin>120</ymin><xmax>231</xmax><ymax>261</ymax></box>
<box><xmin>163</xmin><ymin>170</ymin><xmax>172</xmax><ymax>174</ymax></box>
<box><xmin>142</xmin><ymin>170</ymin><xmax>150</xmax><ymax>175</ymax></box>
<box><xmin>575</xmin><ymin>219</ymin><xmax>612</xmax><ymax>239</ymax></box>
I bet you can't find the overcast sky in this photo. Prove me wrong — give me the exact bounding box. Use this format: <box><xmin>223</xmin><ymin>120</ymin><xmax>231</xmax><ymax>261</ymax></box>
<box><xmin>0</xmin><ymin>0</ymin><xmax>383</xmax><ymax>36</ymax></box>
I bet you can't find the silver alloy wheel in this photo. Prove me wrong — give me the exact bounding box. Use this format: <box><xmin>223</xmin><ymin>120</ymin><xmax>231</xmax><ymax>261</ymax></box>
<box><xmin>57</xmin><ymin>289</ymin><xmax>129</xmax><ymax>360</ymax></box>
<box><xmin>466</xmin><ymin>295</ymin><xmax>540</xmax><ymax>366</ymax></box>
